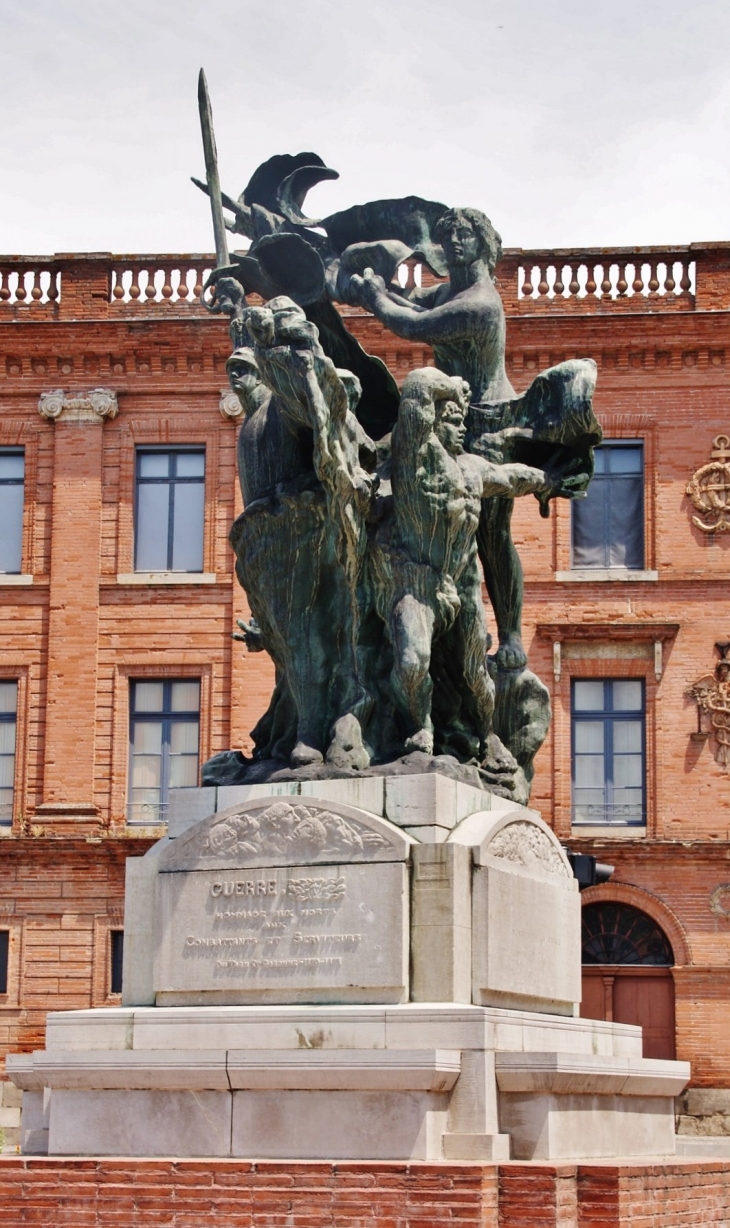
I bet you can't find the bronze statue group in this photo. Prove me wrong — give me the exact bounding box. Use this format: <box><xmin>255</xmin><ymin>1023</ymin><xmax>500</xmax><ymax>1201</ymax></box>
<box><xmin>199</xmin><ymin>152</ymin><xmax>601</xmax><ymax>803</ymax></box>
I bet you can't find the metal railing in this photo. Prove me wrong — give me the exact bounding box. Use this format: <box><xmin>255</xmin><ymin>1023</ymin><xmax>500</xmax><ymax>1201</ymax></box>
<box><xmin>572</xmin><ymin>802</ymin><xmax>645</xmax><ymax>826</ymax></box>
<box><xmin>125</xmin><ymin>801</ymin><xmax>169</xmax><ymax>826</ymax></box>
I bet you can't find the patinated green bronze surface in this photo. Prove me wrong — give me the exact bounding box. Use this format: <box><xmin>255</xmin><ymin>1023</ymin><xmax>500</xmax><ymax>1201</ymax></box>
<box><xmin>194</xmin><ymin>93</ymin><xmax>601</xmax><ymax>803</ymax></box>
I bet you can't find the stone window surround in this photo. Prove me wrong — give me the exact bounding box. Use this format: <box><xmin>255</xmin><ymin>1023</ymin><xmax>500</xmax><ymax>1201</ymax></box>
<box><xmin>537</xmin><ymin>622</ymin><xmax>679</xmax><ymax>842</ymax></box>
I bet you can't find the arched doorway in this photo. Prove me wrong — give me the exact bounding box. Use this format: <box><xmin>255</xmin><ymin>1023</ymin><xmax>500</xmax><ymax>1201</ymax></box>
<box><xmin>580</xmin><ymin>901</ymin><xmax>676</xmax><ymax>1059</ymax></box>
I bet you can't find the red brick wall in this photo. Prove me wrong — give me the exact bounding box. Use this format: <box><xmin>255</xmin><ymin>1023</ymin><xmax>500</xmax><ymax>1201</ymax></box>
<box><xmin>0</xmin><ymin>1158</ymin><xmax>728</xmax><ymax>1228</ymax></box>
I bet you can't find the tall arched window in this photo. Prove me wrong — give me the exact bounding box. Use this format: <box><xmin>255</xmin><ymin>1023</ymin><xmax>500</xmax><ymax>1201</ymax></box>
<box><xmin>582</xmin><ymin>903</ymin><xmax>674</xmax><ymax>966</ymax></box>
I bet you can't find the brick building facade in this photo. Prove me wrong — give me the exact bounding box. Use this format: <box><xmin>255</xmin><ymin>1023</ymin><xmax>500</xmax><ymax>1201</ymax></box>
<box><xmin>1</xmin><ymin>244</ymin><xmax>730</xmax><ymax>1140</ymax></box>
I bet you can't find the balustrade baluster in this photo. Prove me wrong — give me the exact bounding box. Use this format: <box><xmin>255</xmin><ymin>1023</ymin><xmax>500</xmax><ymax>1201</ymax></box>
<box><xmin>600</xmin><ymin>265</ymin><xmax>612</xmax><ymax>297</ymax></box>
<box><xmin>664</xmin><ymin>260</ymin><xmax>676</xmax><ymax>294</ymax></box>
<box><xmin>648</xmin><ymin>263</ymin><xmax>659</xmax><ymax>294</ymax></box>
<box><xmin>0</xmin><ymin>271</ymin><xmax>9</xmax><ymax>302</ymax></box>
<box><xmin>537</xmin><ymin>266</ymin><xmax>549</xmax><ymax>298</ymax></box>
<box><xmin>632</xmin><ymin>263</ymin><xmax>644</xmax><ymax>295</ymax></box>
<box><xmin>193</xmin><ymin>266</ymin><xmax>204</xmax><ymax>300</ymax></box>
<box><xmin>569</xmin><ymin>266</ymin><xmax>579</xmax><ymax>297</ymax></box>
<box><xmin>176</xmin><ymin>267</ymin><xmax>190</xmax><ymax>301</ymax></box>
<box><xmin>129</xmin><ymin>268</ymin><xmax>142</xmax><ymax>300</ymax></box>
<box><xmin>15</xmin><ymin>272</ymin><xmax>27</xmax><ymax>302</ymax></box>
<box><xmin>47</xmin><ymin>270</ymin><xmax>59</xmax><ymax>303</ymax></box>
<box><xmin>145</xmin><ymin>268</ymin><xmax>157</xmax><ymax>301</ymax></box>
<box><xmin>112</xmin><ymin>268</ymin><xmax>125</xmax><ymax>300</ymax></box>
<box><xmin>617</xmin><ymin>264</ymin><xmax>628</xmax><ymax>296</ymax></box>
<box><xmin>161</xmin><ymin>265</ymin><xmax>173</xmax><ymax>300</ymax></box>
<box><xmin>680</xmin><ymin>262</ymin><xmax>692</xmax><ymax>295</ymax></box>
<box><xmin>586</xmin><ymin>264</ymin><xmax>597</xmax><ymax>295</ymax></box>
<box><xmin>29</xmin><ymin>271</ymin><xmax>42</xmax><ymax>301</ymax></box>
<box><xmin>554</xmin><ymin>266</ymin><xmax>565</xmax><ymax>297</ymax></box>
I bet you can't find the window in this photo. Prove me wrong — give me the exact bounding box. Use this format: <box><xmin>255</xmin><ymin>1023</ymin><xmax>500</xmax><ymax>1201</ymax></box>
<box><xmin>572</xmin><ymin>442</ymin><xmax>644</xmax><ymax>569</ymax></box>
<box><xmin>0</xmin><ymin>450</ymin><xmax>24</xmax><ymax>573</ymax></box>
<box><xmin>135</xmin><ymin>450</ymin><xmax>205</xmax><ymax>572</ymax></box>
<box><xmin>0</xmin><ymin>682</ymin><xmax>18</xmax><ymax>826</ymax></box>
<box><xmin>0</xmin><ymin>929</ymin><xmax>8</xmax><ymax>993</ymax></box>
<box><xmin>571</xmin><ymin>679</ymin><xmax>645</xmax><ymax>825</ymax></box>
<box><xmin>110</xmin><ymin>930</ymin><xmax>124</xmax><ymax>994</ymax></box>
<box><xmin>582</xmin><ymin>903</ymin><xmax>673</xmax><ymax>966</ymax></box>
<box><xmin>128</xmin><ymin>679</ymin><xmax>200</xmax><ymax>824</ymax></box>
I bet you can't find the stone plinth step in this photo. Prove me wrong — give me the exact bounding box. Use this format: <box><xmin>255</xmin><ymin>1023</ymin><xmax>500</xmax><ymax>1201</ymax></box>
<box><xmin>15</xmin><ymin>1047</ymin><xmax>462</xmax><ymax>1093</ymax></box>
<box><xmin>495</xmin><ymin>1051</ymin><xmax>690</xmax><ymax>1097</ymax></box>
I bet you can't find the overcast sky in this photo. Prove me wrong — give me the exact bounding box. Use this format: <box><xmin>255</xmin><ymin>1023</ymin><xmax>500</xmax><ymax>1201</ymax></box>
<box><xmin>1</xmin><ymin>0</ymin><xmax>728</xmax><ymax>255</ymax></box>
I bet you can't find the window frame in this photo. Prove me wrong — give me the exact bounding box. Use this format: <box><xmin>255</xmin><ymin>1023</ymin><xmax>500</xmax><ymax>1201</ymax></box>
<box><xmin>0</xmin><ymin>447</ymin><xmax>25</xmax><ymax>575</ymax></box>
<box><xmin>571</xmin><ymin>677</ymin><xmax>646</xmax><ymax>828</ymax></box>
<box><xmin>0</xmin><ymin>928</ymin><xmax>8</xmax><ymax>995</ymax></box>
<box><xmin>0</xmin><ymin>680</ymin><xmax>18</xmax><ymax>828</ymax></box>
<box><xmin>127</xmin><ymin>677</ymin><xmax>201</xmax><ymax>825</ymax></box>
<box><xmin>570</xmin><ymin>439</ymin><xmax>645</xmax><ymax>571</ymax></box>
<box><xmin>133</xmin><ymin>447</ymin><xmax>206</xmax><ymax>573</ymax></box>
<box><xmin>110</xmin><ymin>929</ymin><xmax>124</xmax><ymax>995</ymax></box>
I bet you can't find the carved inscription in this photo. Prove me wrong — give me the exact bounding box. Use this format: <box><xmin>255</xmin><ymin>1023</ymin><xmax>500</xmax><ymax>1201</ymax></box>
<box><xmin>155</xmin><ymin>861</ymin><xmax>407</xmax><ymax>1001</ymax></box>
<box><xmin>486</xmin><ymin>821</ymin><xmax>570</xmax><ymax>878</ymax></box>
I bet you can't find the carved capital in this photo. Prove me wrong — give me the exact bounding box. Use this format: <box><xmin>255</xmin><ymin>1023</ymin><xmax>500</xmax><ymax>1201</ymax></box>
<box><xmin>219</xmin><ymin>388</ymin><xmax>243</xmax><ymax>420</ymax></box>
<box><xmin>38</xmin><ymin>388</ymin><xmax>119</xmax><ymax>423</ymax></box>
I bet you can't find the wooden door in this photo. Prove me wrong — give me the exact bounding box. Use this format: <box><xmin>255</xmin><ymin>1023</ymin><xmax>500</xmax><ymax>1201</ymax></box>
<box><xmin>580</xmin><ymin>966</ymin><xmax>676</xmax><ymax>1059</ymax></box>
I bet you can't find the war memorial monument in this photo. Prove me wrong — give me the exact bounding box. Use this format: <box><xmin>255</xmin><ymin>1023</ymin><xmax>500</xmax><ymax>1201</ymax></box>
<box><xmin>6</xmin><ymin>73</ymin><xmax>690</xmax><ymax>1166</ymax></box>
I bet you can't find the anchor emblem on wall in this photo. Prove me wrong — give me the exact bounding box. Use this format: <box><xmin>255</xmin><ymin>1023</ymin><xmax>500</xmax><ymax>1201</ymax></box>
<box><xmin>686</xmin><ymin>434</ymin><xmax>730</xmax><ymax>533</ymax></box>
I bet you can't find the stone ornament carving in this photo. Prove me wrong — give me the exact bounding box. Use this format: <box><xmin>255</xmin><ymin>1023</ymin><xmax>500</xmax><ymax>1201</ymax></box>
<box><xmin>286</xmin><ymin>875</ymin><xmax>346</xmax><ymax>902</ymax></box>
<box><xmin>686</xmin><ymin>435</ymin><xmax>730</xmax><ymax>533</ymax></box>
<box><xmin>709</xmin><ymin>884</ymin><xmax>730</xmax><ymax>918</ymax></box>
<box><xmin>38</xmin><ymin>388</ymin><xmax>118</xmax><ymax>423</ymax></box>
<box><xmin>486</xmin><ymin>820</ymin><xmax>571</xmax><ymax>878</ymax></box>
<box><xmin>687</xmin><ymin>642</ymin><xmax>730</xmax><ymax>769</ymax></box>
<box><xmin>161</xmin><ymin>796</ymin><xmax>412</xmax><ymax>872</ymax></box>
<box><xmin>204</xmin><ymin>801</ymin><xmax>387</xmax><ymax>861</ymax></box>
<box><xmin>219</xmin><ymin>387</ymin><xmax>243</xmax><ymax>419</ymax></box>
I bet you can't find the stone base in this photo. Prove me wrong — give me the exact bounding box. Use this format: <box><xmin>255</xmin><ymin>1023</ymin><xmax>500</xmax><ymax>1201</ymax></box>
<box><xmin>7</xmin><ymin>1002</ymin><xmax>689</xmax><ymax>1162</ymax></box>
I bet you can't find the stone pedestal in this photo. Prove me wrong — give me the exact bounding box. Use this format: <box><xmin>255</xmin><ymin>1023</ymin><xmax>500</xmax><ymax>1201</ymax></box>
<box><xmin>6</xmin><ymin>774</ymin><xmax>690</xmax><ymax>1162</ymax></box>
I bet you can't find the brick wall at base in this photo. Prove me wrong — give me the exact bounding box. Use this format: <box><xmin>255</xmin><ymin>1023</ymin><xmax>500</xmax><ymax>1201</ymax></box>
<box><xmin>0</xmin><ymin>1158</ymin><xmax>729</xmax><ymax>1228</ymax></box>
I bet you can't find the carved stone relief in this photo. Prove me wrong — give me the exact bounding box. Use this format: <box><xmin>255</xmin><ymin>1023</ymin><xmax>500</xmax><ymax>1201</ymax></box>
<box><xmin>486</xmin><ymin>820</ymin><xmax>570</xmax><ymax>878</ymax></box>
<box><xmin>161</xmin><ymin>797</ymin><xmax>412</xmax><ymax>872</ymax></box>
<box><xmin>709</xmin><ymin>884</ymin><xmax>730</xmax><ymax>918</ymax></box>
<box><xmin>687</xmin><ymin>642</ymin><xmax>730</xmax><ymax>769</ymax></box>
<box><xmin>686</xmin><ymin>435</ymin><xmax>730</xmax><ymax>533</ymax></box>
<box><xmin>204</xmin><ymin>801</ymin><xmax>388</xmax><ymax>862</ymax></box>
